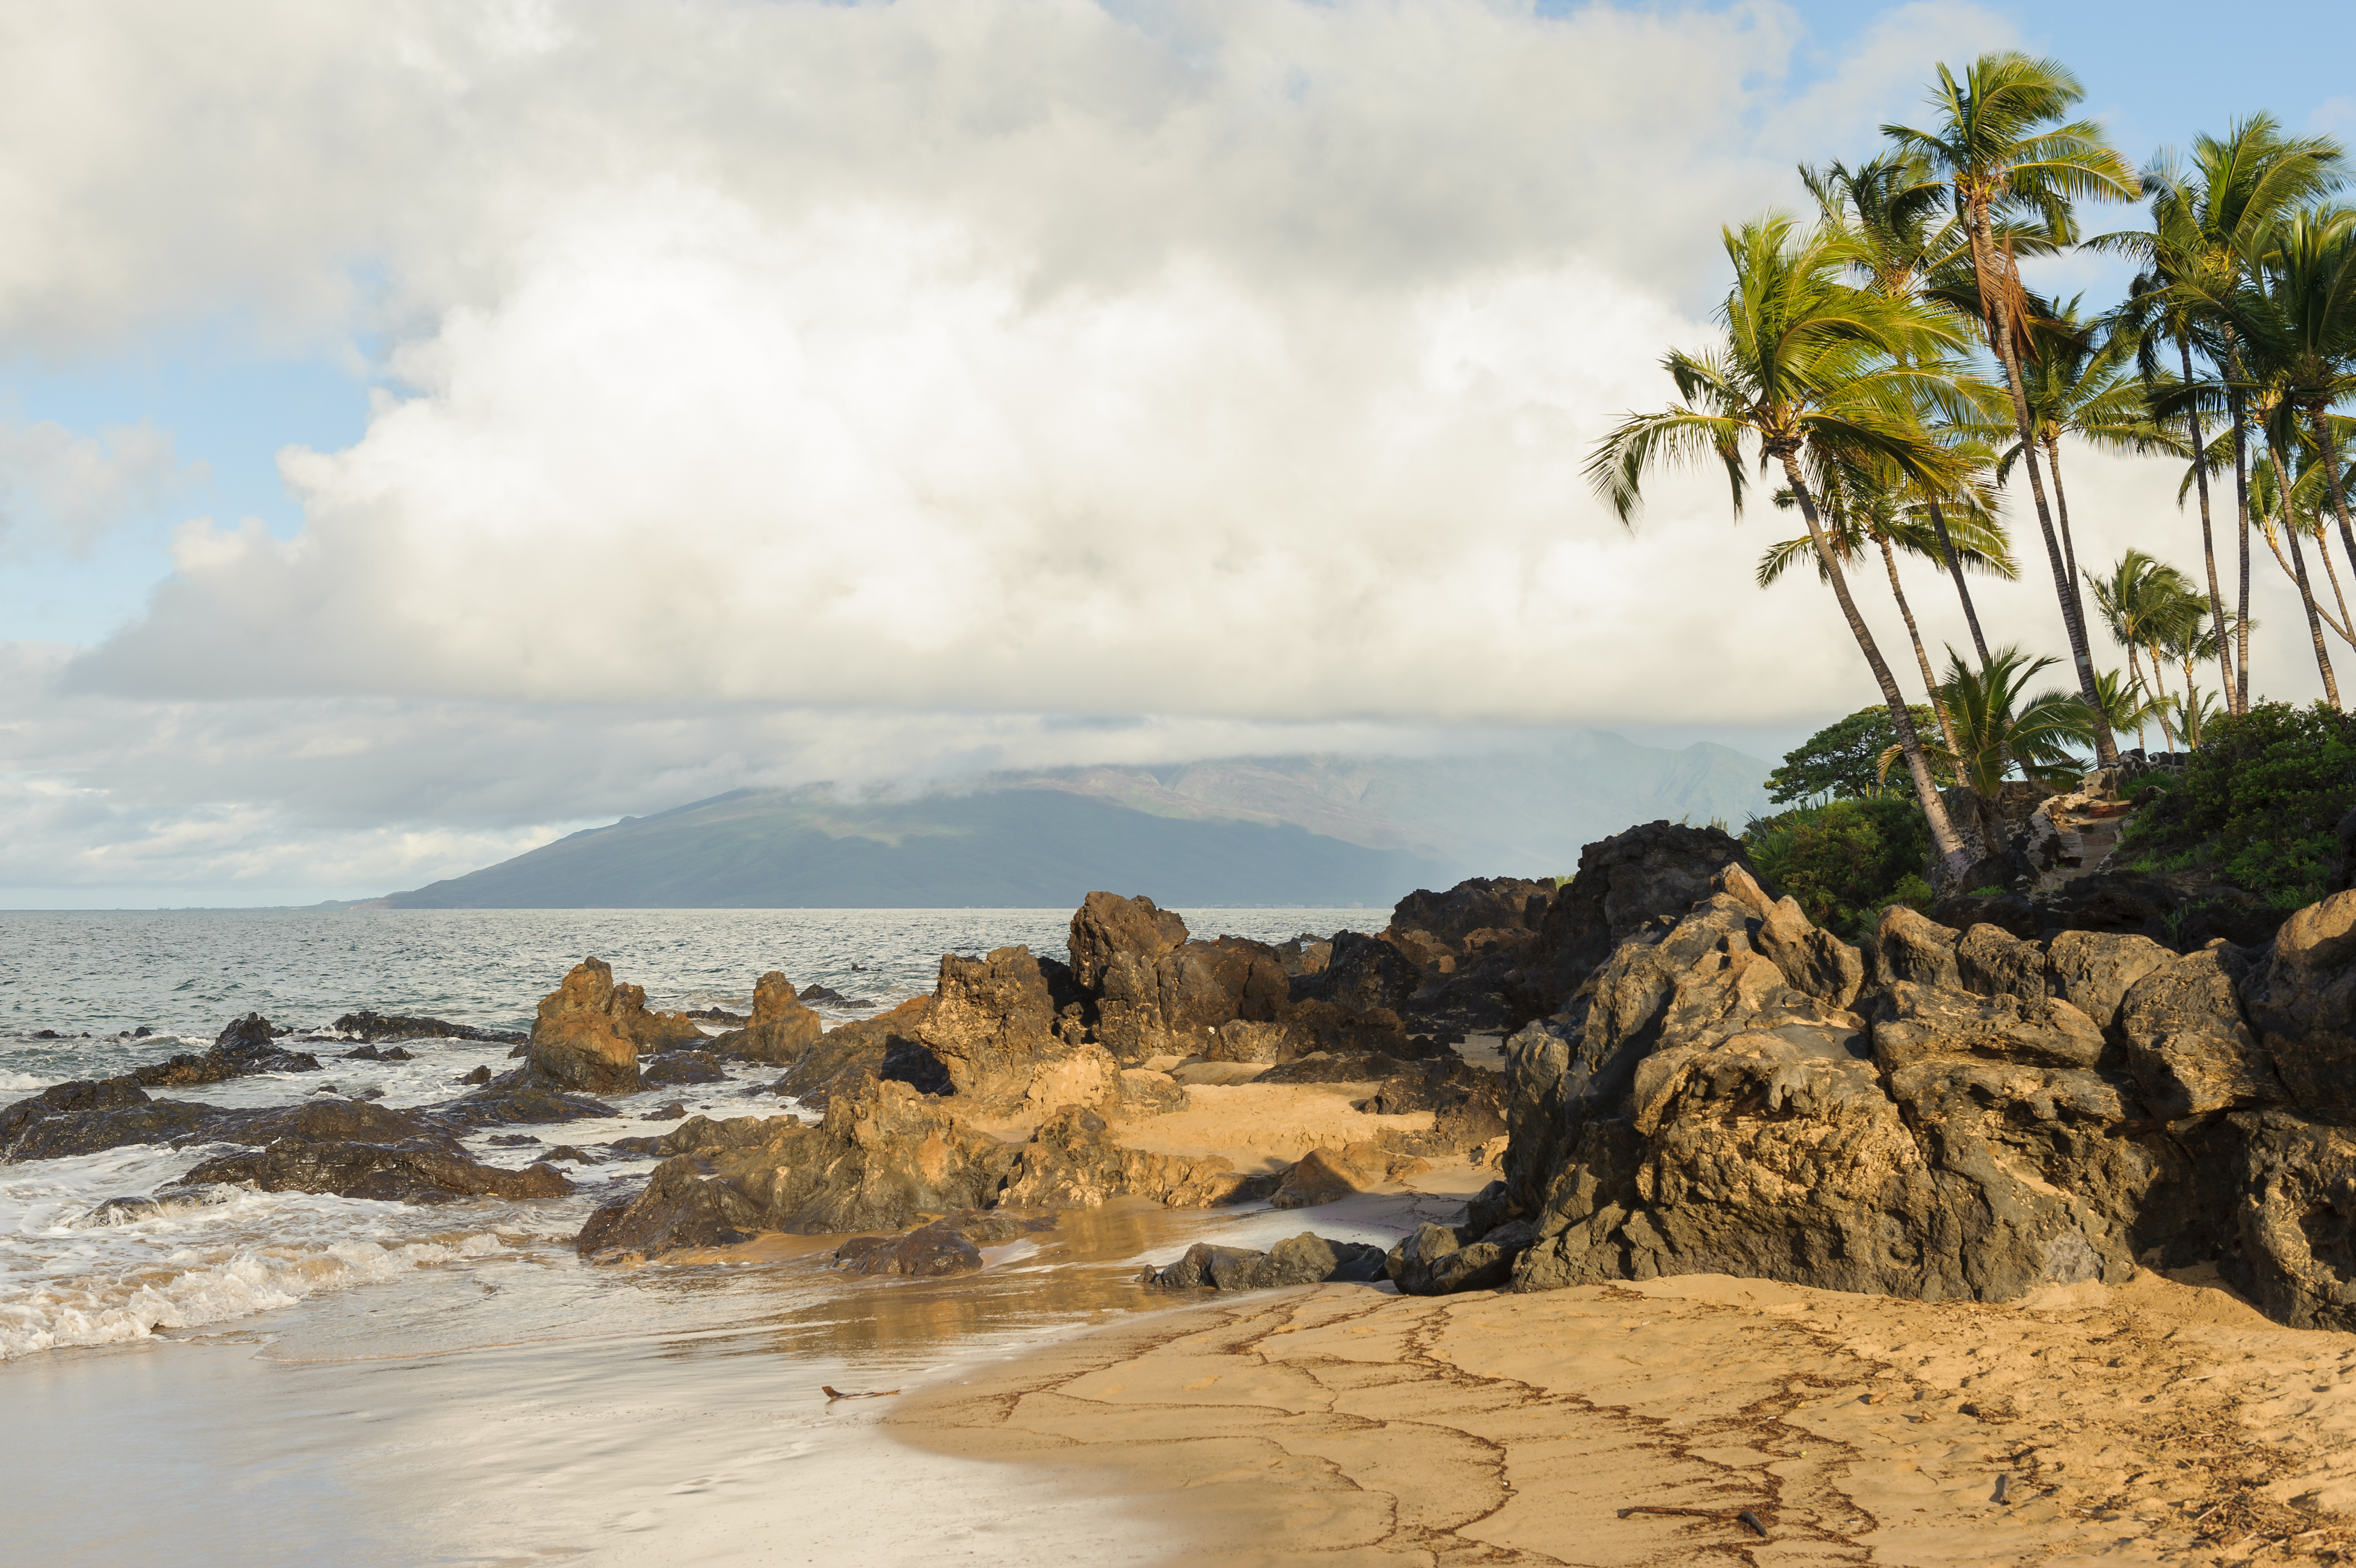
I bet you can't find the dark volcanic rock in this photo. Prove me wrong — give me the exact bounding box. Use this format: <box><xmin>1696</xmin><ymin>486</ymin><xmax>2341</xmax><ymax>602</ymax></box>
<box><xmin>1521</xmin><ymin>821</ymin><xmax>1754</xmax><ymax>1017</ymax></box>
<box><xmin>1068</xmin><ymin>891</ymin><xmax>1190</xmax><ymax>1062</ymax></box>
<box><xmin>1141</xmin><ymin>1233</ymin><xmax>1388</xmax><ymax>1290</ymax></box>
<box><xmin>1386</xmin><ymin>1219</ymin><xmax>1537</xmax><ymax>1295</ymax></box>
<box><xmin>178</xmin><ymin>1100</ymin><xmax>574</xmax><ymax>1204</ymax></box>
<box><xmin>767</xmin><ymin>997</ymin><xmax>940</xmax><ymax>1110</ymax></box>
<box><xmin>2245</xmin><ymin>892</ymin><xmax>2356</xmax><ymax>1109</ymax></box>
<box><xmin>834</xmin><ymin>1219</ymin><xmax>985</xmax><ymax>1277</ymax></box>
<box><xmin>1</xmin><ymin>1080</ymin><xmax>221</xmax><ymax>1161</ymax></box>
<box><xmin>643</xmin><ymin>1050</ymin><xmax>727</xmax><ymax>1086</ymax></box>
<box><xmin>918</xmin><ymin>946</ymin><xmax>1116</xmax><ymax>1118</ymax></box>
<box><xmin>332</xmin><ymin>1011</ymin><xmax>525</xmax><ymax>1045</ymax></box>
<box><xmin>437</xmin><ymin>1069</ymin><xmax>621</xmax><ymax>1128</ymax></box>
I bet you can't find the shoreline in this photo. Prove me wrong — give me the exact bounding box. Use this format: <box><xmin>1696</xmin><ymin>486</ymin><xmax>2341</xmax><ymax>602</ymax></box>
<box><xmin>887</xmin><ymin>1265</ymin><xmax>2356</xmax><ymax>1565</ymax></box>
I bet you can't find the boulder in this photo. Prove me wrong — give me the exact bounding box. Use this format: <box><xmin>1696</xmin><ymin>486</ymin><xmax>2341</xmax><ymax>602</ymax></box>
<box><xmin>767</xmin><ymin>997</ymin><xmax>941</xmax><ymax>1110</ymax></box>
<box><xmin>1267</xmin><ymin>1141</ymin><xmax>1430</xmax><ymax>1208</ymax></box>
<box><xmin>2045</xmin><ymin>929</ymin><xmax>2173</xmax><ymax>1031</ymax></box>
<box><xmin>1954</xmin><ymin>922</ymin><xmax>2050</xmax><ymax>1003</ymax></box>
<box><xmin>2222</xmin><ymin>1111</ymin><xmax>2356</xmax><ymax>1330</ymax></box>
<box><xmin>1505</xmin><ymin>868</ymin><xmax>2152</xmax><ymax>1304</ymax></box>
<box><xmin>437</xmin><ymin>1071</ymin><xmax>621</xmax><ymax>1128</ymax></box>
<box><xmin>1140</xmin><ymin>1233</ymin><xmax>1388</xmax><ymax>1290</ymax></box>
<box><xmin>1</xmin><ymin>1082</ymin><xmax>221</xmax><ymax>1161</ymax></box>
<box><xmin>1068</xmin><ymin>892</ymin><xmax>1189</xmax><ymax>1062</ymax></box>
<box><xmin>2245</xmin><ymin>890</ymin><xmax>2356</xmax><ymax>1108</ymax></box>
<box><xmin>2118</xmin><ymin>943</ymin><xmax>2287</xmax><ymax>1119</ymax></box>
<box><xmin>1387</xmin><ymin>1219</ymin><xmax>1537</xmax><ymax>1295</ymax></box>
<box><xmin>129</xmin><ymin>1013</ymin><xmax>323</xmax><ymax>1086</ymax></box>
<box><xmin>917</xmin><ymin>947</ymin><xmax>1115</xmax><ymax>1119</ymax></box>
<box><xmin>642</xmin><ymin>1050</ymin><xmax>727</xmax><ymax>1086</ymax></box>
<box><xmin>528</xmin><ymin>960</ymin><xmax>647</xmax><ymax>1093</ymax></box>
<box><xmin>331</xmin><ymin>1011</ymin><xmax>525</xmax><ymax>1045</ymax></box>
<box><xmin>1390</xmin><ymin>877</ymin><xmax>1553</xmax><ymax>960</ymax></box>
<box><xmin>576</xmin><ymin>1077</ymin><xmax>1021</xmax><ymax>1257</ymax></box>
<box><xmin>834</xmin><ymin>1219</ymin><xmax>985</xmax><ymax>1277</ymax></box>
<box><xmin>709</xmin><ymin>972</ymin><xmax>824</xmax><ymax>1065</ymax></box>
<box><xmin>1522</xmin><ymin>821</ymin><xmax>1753</xmax><ymax>1015</ymax></box>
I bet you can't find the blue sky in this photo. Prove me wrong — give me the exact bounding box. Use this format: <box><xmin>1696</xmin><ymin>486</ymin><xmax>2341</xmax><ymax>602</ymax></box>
<box><xmin>1</xmin><ymin>0</ymin><xmax>2348</xmax><ymax>903</ymax></box>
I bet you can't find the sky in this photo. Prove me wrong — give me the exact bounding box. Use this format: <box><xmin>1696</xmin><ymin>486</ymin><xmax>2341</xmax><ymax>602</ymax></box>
<box><xmin>2</xmin><ymin>0</ymin><xmax>2351</xmax><ymax>907</ymax></box>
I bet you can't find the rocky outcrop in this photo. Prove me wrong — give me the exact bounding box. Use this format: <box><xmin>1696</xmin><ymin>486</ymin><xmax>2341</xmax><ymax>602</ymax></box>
<box><xmin>1069</xmin><ymin>891</ymin><xmax>1191</xmax><ymax>1060</ymax></box>
<box><xmin>528</xmin><ymin>960</ymin><xmax>649</xmax><ymax>1093</ymax></box>
<box><xmin>709</xmin><ymin>973</ymin><xmax>823</xmax><ymax>1065</ymax></box>
<box><xmin>177</xmin><ymin>1100</ymin><xmax>573</xmax><ymax>1204</ymax></box>
<box><xmin>833</xmin><ymin>1211</ymin><xmax>1059</xmax><ymax>1278</ymax></box>
<box><xmin>998</xmin><ymin>1106</ymin><xmax>1271</xmax><ymax>1209</ymax></box>
<box><xmin>1520</xmin><ymin>821</ymin><xmax>1753</xmax><ymax>1018</ymax></box>
<box><xmin>917</xmin><ymin>947</ymin><xmax>1116</xmax><ymax>1120</ymax></box>
<box><xmin>437</xmin><ymin>1071</ymin><xmax>621</xmax><ymax>1127</ymax></box>
<box><xmin>767</xmin><ymin>997</ymin><xmax>944</xmax><ymax>1109</ymax></box>
<box><xmin>575</xmin><ymin>1076</ymin><xmax>1021</xmax><ymax>1258</ymax></box>
<box><xmin>1267</xmin><ymin>1141</ymin><xmax>1428</xmax><ymax>1207</ymax></box>
<box><xmin>331</xmin><ymin>1011</ymin><xmax>527</xmax><ymax>1045</ymax></box>
<box><xmin>1</xmin><ymin>1079</ymin><xmax>220</xmax><ymax>1161</ymax></box>
<box><xmin>128</xmin><ymin>1013</ymin><xmax>325</xmax><ymax>1087</ymax></box>
<box><xmin>1140</xmin><ymin>1233</ymin><xmax>1388</xmax><ymax>1290</ymax></box>
<box><xmin>1485</xmin><ymin>873</ymin><xmax>2356</xmax><ymax>1334</ymax></box>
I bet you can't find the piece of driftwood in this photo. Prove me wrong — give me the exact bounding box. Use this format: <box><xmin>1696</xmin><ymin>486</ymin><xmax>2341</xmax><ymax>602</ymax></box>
<box><xmin>1618</xmin><ymin>1505</ymin><xmax>1770</xmax><ymax>1539</ymax></box>
<box><xmin>821</xmin><ymin>1385</ymin><xmax>902</xmax><ymax>1401</ymax></box>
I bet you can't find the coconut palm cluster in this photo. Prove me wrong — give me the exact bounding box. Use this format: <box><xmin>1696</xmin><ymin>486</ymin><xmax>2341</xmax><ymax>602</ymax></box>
<box><xmin>1589</xmin><ymin>52</ymin><xmax>2356</xmax><ymax>889</ymax></box>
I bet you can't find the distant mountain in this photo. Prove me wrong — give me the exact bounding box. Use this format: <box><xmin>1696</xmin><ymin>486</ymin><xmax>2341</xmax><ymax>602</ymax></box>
<box><xmin>374</xmin><ymin>734</ymin><xmax>1770</xmax><ymax>909</ymax></box>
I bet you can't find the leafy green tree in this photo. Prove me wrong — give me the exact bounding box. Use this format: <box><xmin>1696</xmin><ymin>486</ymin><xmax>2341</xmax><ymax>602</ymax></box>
<box><xmin>2122</xmin><ymin>701</ymin><xmax>2356</xmax><ymax>905</ymax></box>
<box><xmin>1886</xmin><ymin>53</ymin><xmax>2137</xmax><ymax>763</ymax></box>
<box><xmin>1587</xmin><ymin>214</ymin><xmax>1977</xmax><ymax>884</ymax></box>
<box><xmin>1745</xmin><ymin>797</ymin><xmax>1936</xmax><ymax>937</ymax></box>
<box><xmin>1766</xmin><ymin>705</ymin><xmax>1951</xmax><ymax>804</ymax></box>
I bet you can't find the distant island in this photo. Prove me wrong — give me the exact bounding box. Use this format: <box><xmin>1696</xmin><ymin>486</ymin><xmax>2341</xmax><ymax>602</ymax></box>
<box><xmin>367</xmin><ymin>736</ymin><xmax>1771</xmax><ymax>908</ymax></box>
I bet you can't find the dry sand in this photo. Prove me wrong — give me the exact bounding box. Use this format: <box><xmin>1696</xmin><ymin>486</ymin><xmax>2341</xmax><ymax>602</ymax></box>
<box><xmin>1116</xmin><ymin>1081</ymin><xmax>1437</xmax><ymax>1172</ymax></box>
<box><xmin>891</xmin><ymin>1265</ymin><xmax>2356</xmax><ymax>1565</ymax></box>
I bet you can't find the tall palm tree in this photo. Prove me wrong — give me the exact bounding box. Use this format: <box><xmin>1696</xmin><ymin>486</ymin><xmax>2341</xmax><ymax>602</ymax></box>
<box><xmin>1805</xmin><ymin>152</ymin><xmax>2000</xmax><ymax>665</ymax></box>
<box><xmin>1992</xmin><ymin>299</ymin><xmax>2181</xmax><ymax>593</ymax></box>
<box><xmin>1886</xmin><ymin>53</ymin><xmax>2138</xmax><ymax>763</ymax></box>
<box><xmin>1588</xmin><ymin>214</ymin><xmax>1977</xmax><ymax>884</ymax></box>
<box><xmin>2085</xmin><ymin>550</ymin><xmax>2198</xmax><ymax>748</ymax></box>
<box><xmin>2104</xmin><ymin>117</ymin><xmax>2345</xmax><ymax>711</ymax></box>
<box><xmin>2252</xmin><ymin>206</ymin><xmax>2356</xmax><ymax>612</ymax></box>
<box><xmin>2248</xmin><ymin>375</ymin><xmax>2344</xmax><ymax>705</ymax></box>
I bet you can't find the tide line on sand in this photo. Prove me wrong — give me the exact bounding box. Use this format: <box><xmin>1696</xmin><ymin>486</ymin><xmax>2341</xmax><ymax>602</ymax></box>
<box><xmin>887</xmin><ymin>1266</ymin><xmax>2356</xmax><ymax>1564</ymax></box>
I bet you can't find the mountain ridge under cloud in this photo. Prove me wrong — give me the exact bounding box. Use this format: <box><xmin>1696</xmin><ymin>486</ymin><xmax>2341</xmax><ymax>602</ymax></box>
<box><xmin>373</xmin><ymin>734</ymin><xmax>1771</xmax><ymax>908</ymax></box>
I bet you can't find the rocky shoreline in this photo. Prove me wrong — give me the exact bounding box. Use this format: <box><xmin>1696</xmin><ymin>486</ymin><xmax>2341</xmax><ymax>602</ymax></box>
<box><xmin>11</xmin><ymin>804</ymin><xmax>2356</xmax><ymax>1339</ymax></box>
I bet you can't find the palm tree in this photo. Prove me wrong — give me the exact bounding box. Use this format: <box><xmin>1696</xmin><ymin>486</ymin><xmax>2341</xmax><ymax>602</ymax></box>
<box><xmin>1588</xmin><ymin>214</ymin><xmax>1978</xmax><ymax>885</ymax></box>
<box><xmin>1805</xmin><ymin>152</ymin><xmax>2000</xmax><ymax>665</ymax></box>
<box><xmin>2251</xmin><ymin>206</ymin><xmax>2356</xmax><ymax>616</ymax></box>
<box><xmin>2104</xmin><ymin>117</ymin><xmax>2345</xmax><ymax>711</ymax></box>
<box><xmin>2085</xmin><ymin>550</ymin><xmax>2198</xmax><ymax>748</ymax></box>
<box><xmin>2247</xmin><ymin>348</ymin><xmax>2346</xmax><ymax>705</ymax></box>
<box><xmin>1885</xmin><ymin>53</ymin><xmax>2138</xmax><ymax>764</ymax></box>
<box><xmin>1992</xmin><ymin>299</ymin><xmax>2181</xmax><ymax>593</ymax></box>
<box><xmin>2064</xmin><ymin>668</ymin><xmax>2162</xmax><ymax>755</ymax></box>
<box><xmin>1882</xmin><ymin>646</ymin><xmax>2090</xmax><ymax>797</ymax></box>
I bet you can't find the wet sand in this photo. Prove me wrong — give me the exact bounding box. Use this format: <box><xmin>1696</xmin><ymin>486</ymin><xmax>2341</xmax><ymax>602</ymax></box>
<box><xmin>2</xmin><ymin>1189</ymin><xmax>1466</xmax><ymax>1565</ymax></box>
<box><xmin>891</xmin><ymin>1266</ymin><xmax>2356</xmax><ymax>1565</ymax></box>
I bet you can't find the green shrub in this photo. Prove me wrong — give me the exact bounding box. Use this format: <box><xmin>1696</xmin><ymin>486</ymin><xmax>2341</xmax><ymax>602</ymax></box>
<box><xmin>2120</xmin><ymin>701</ymin><xmax>2356</xmax><ymax>909</ymax></box>
<box><xmin>1744</xmin><ymin>796</ymin><xmax>1933</xmax><ymax>937</ymax></box>
<box><xmin>1765</xmin><ymin>705</ymin><xmax>1950</xmax><ymax>804</ymax></box>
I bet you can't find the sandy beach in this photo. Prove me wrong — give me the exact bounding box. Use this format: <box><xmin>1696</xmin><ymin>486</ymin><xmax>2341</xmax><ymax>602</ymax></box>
<box><xmin>892</xmin><ymin>1267</ymin><xmax>2356</xmax><ymax>1565</ymax></box>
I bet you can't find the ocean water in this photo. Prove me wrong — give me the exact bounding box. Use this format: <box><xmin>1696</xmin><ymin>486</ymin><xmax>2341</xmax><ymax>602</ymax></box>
<box><xmin>0</xmin><ymin>906</ymin><xmax>1384</xmax><ymax>1363</ymax></box>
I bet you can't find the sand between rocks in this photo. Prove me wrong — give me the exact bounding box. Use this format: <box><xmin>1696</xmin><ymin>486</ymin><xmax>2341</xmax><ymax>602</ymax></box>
<box><xmin>1115</xmin><ymin>1082</ymin><xmax>1436</xmax><ymax>1172</ymax></box>
<box><xmin>890</xmin><ymin>1267</ymin><xmax>2356</xmax><ymax>1565</ymax></box>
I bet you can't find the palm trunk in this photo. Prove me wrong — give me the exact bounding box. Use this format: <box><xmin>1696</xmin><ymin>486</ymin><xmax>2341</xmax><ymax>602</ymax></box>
<box><xmin>2266</xmin><ymin>444</ymin><xmax>2343</xmax><ymax>707</ymax></box>
<box><xmin>2315</xmin><ymin>514</ymin><xmax>2356</xmax><ymax>650</ymax></box>
<box><xmin>2122</xmin><ymin>643</ymin><xmax>2152</xmax><ymax>751</ymax></box>
<box><xmin>2229</xmin><ymin>343</ymin><xmax>2254</xmax><ymax>713</ymax></box>
<box><xmin>1778</xmin><ymin>449</ymin><xmax>1972</xmax><ymax>882</ymax></box>
<box><xmin>1969</xmin><ymin>209</ymin><xmax>2117</xmax><ymax>763</ymax></box>
<box><xmin>2181</xmin><ymin>336</ymin><xmax>2237</xmax><ymax>702</ymax></box>
<box><xmin>2311</xmin><ymin>403</ymin><xmax>2356</xmax><ymax>707</ymax></box>
<box><xmin>1922</xmin><ymin>495</ymin><xmax>1992</xmax><ymax>666</ymax></box>
<box><xmin>2043</xmin><ymin>433</ymin><xmax>2086</xmax><ymax>605</ymax></box>
<box><xmin>2180</xmin><ymin>659</ymin><xmax>2202</xmax><ymax>745</ymax></box>
<box><xmin>1879</xmin><ymin>531</ymin><xmax>1960</xmax><ymax>759</ymax></box>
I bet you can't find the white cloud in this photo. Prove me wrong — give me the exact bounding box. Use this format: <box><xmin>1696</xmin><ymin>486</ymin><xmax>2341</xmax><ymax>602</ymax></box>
<box><xmin>36</xmin><ymin>0</ymin><xmax>2023</xmax><ymax>733</ymax></box>
<box><xmin>0</xmin><ymin>418</ymin><xmax>203</xmax><ymax>552</ymax></box>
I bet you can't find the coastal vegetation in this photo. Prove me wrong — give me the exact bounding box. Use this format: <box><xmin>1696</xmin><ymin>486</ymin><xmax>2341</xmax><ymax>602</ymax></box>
<box><xmin>1606</xmin><ymin>49</ymin><xmax>2356</xmax><ymax>916</ymax></box>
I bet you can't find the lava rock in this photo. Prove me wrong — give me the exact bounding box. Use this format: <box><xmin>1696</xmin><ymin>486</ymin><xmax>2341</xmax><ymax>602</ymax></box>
<box><xmin>1141</xmin><ymin>1233</ymin><xmax>1388</xmax><ymax>1290</ymax></box>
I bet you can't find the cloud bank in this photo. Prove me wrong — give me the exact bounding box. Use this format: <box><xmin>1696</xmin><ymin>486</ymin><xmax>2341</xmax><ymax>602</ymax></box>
<box><xmin>15</xmin><ymin>0</ymin><xmax>2319</xmax><ymax>902</ymax></box>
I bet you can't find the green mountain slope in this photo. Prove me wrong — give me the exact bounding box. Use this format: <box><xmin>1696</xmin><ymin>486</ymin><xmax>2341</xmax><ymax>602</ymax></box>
<box><xmin>379</xmin><ymin>787</ymin><xmax>1451</xmax><ymax>908</ymax></box>
<box><xmin>376</xmin><ymin>735</ymin><xmax>1771</xmax><ymax>909</ymax></box>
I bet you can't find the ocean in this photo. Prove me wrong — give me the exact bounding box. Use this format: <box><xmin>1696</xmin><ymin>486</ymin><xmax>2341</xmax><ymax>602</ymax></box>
<box><xmin>0</xmin><ymin>905</ymin><xmax>1386</xmax><ymax>1362</ymax></box>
